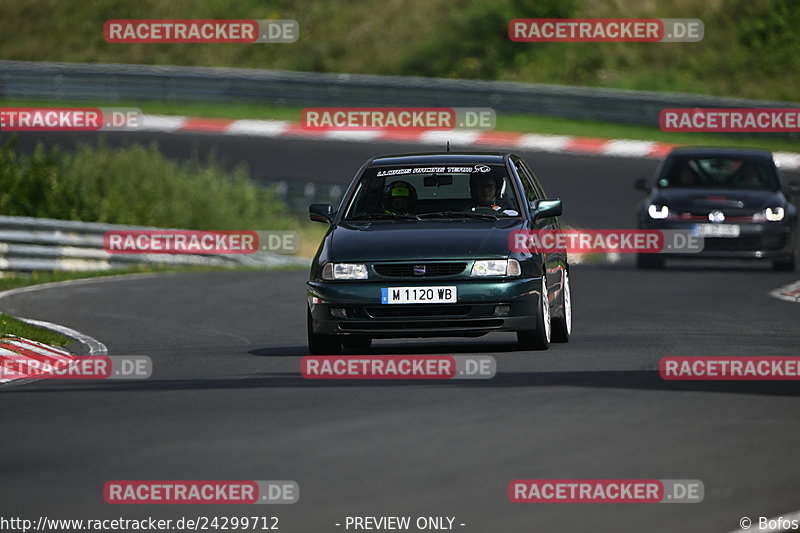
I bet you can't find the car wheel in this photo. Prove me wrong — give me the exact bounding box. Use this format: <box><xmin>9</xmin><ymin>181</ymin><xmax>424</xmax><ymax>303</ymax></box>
<box><xmin>307</xmin><ymin>308</ymin><xmax>341</xmax><ymax>355</ymax></box>
<box><xmin>550</xmin><ymin>270</ymin><xmax>571</xmax><ymax>343</ymax></box>
<box><xmin>637</xmin><ymin>253</ymin><xmax>664</xmax><ymax>269</ymax></box>
<box><xmin>517</xmin><ymin>275</ymin><xmax>551</xmax><ymax>351</ymax></box>
<box><xmin>773</xmin><ymin>256</ymin><xmax>796</xmax><ymax>271</ymax></box>
<box><xmin>342</xmin><ymin>336</ymin><xmax>372</xmax><ymax>351</ymax></box>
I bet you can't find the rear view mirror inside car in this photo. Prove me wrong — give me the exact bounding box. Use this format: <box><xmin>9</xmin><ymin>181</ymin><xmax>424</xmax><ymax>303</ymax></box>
<box><xmin>423</xmin><ymin>174</ymin><xmax>453</xmax><ymax>187</ymax></box>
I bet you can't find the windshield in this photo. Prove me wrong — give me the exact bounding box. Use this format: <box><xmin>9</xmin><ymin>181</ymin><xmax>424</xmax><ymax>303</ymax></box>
<box><xmin>657</xmin><ymin>156</ymin><xmax>780</xmax><ymax>190</ymax></box>
<box><xmin>342</xmin><ymin>163</ymin><xmax>522</xmax><ymax>220</ymax></box>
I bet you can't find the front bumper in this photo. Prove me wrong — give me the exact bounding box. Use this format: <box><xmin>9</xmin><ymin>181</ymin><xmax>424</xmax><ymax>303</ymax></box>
<box><xmin>307</xmin><ymin>277</ymin><xmax>543</xmax><ymax>338</ymax></box>
<box><xmin>641</xmin><ymin>220</ymin><xmax>795</xmax><ymax>260</ymax></box>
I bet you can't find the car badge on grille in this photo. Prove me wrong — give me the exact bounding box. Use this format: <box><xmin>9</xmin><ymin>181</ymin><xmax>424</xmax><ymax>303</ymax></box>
<box><xmin>413</xmin><ymin>265</ymin><xmax>426</xmax><ymax>276</ymax></box>
<box><xmin>708</xmin><ymin>210</ymin><xmax>725</xmax><ymax>223</ymax></box>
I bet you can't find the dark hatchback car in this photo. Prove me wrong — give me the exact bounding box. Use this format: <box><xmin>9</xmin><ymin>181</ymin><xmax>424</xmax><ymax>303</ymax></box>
<box><xmin>635</xmin><ymin>147</ymin><xmax>799</xmax><ymax>270</ymax></box>
<box><xmin>306</xmin><ymin>152</ymin><xmax>571</xmax><ymax>354</ymax></box>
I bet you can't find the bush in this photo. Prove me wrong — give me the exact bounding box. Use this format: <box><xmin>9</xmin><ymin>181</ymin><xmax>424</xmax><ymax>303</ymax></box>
<box><xmin>0</xmin><ymin>136</ymin><xmax>291</xmax><ymax>230</ymax></box>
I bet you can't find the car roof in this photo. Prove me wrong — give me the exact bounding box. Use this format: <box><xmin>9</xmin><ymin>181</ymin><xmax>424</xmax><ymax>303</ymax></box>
<box><xmin>368</xmin><ymin>152</ymin><xmax>509</xmax><ymax>167</ymax></box>
<box><xmin>667</xmin><ymin>146</ymin><xmax>774</xmax><ymax>159</ymax></box>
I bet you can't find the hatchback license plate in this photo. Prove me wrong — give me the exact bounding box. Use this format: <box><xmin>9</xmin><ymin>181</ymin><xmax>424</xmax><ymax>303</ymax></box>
<box><xmin>381</xmin><ymin>286</ymin><xmax>457</xmax><ymax>304</ymax></box>
<box><xmin>692</xmin><ymin>224</ymin><xmax>740</xmax><ymax>238</ymax></box>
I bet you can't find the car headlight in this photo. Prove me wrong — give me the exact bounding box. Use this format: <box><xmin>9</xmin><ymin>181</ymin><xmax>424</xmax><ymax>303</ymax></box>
<box><xmin>322</xmin><ymin>263</ymin><xmax>368</xmax><ymax>280</ymax></box>
<box><xmin>471</xmin><ymin>259</ymin><xmax>521</xmax><ymax>277</ymax></box>
<box><xmin>752</xmin><ymin>207</ymin><xmax>785</xmax><ymax>222</ymax></box>
<box><xmin>647</xmin><ymin>204</ymin><xmax>670</xmax><ymax>219</ymax></box>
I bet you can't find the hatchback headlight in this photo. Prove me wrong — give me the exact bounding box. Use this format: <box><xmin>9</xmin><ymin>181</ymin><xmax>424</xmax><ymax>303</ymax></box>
<box><xmin>648</xmin><ymin>204</ymin><xmax>670</xmax><ymax>219</ymax></box>
<box><xmin>471</xmin><ymin>259</ymin><xmax>521</xmax><ymax>277</ymax></box>
<box><xmin>766</xmin><ymin>207</ymin><xmax>785</xmax><ymax>221</ymax></box>
<box><xmin>753</xmin><ymin>207</ymin><xmax>785</xmax><ymax>222</ymax></box>
<box><xmin>322</xmin><ymin>263</ymin><xmax>368</xmax><ymax>280</ymax></box>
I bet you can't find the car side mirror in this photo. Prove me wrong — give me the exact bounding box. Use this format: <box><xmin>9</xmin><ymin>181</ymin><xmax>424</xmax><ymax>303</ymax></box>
<box><xmin>634</xmin><ymin>177</ymin><xmax>651</xmax><ymax>192</ymax></box>
<box><xmin>309</xmin><ymin>203</ymin><xmax>334</xmax><ymax>224</ymax></box>
<box><xmin>788</xmin><ymin>181</ymin><xmax>800</xmax><ymax>196</ymax></box>
<box><xmin>531</xmin><ymin>198</ymin><xmax>562</xmax><ymax>219</ymax></box>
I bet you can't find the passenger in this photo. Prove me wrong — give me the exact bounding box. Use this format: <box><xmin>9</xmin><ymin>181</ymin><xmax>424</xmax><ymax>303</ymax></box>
<box><xmin>382</xmin><ymin>180</ymin><xmax>417</xmax><ymax>215</ymax></box>
<box><xmin>673</xmin><ymin>162</ymin><xmax>697</xmax><ymax>187</ymax></box>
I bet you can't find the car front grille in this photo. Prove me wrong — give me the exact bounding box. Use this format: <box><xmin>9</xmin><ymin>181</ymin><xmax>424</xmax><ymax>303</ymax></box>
<box><xmin>372</xmin><ymin>262</ymin><xmax>467</xmax><ymax>278</ymax></box>
<box><xmin>340</xmin><ymin>319</ymin><xmax>503</xmax><ymax>331</ymax></box>
<box><xmin>364</xmin><ymin>305</ymin><xmax>473</xmax><ymax>318</ymax></box>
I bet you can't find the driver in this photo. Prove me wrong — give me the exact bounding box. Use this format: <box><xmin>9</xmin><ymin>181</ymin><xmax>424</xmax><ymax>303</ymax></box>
<box><xmin>382</xmin><ymin>180</ymin><xmax>417</xmax><ymax>215</ymax></box>
<box><xmin>674</xmin><ymin>161</ymin><xmax>697</xmax><ymax>187</ymax></box>
<box><xmin>469</xmin><ymin>173</ymin><xmax>503</xmax><ymax>211</ymax></box>
<box><xmin>738</xmin><ymin>162</ymin><xmax>763</xmax><ymax>187</ymax></box>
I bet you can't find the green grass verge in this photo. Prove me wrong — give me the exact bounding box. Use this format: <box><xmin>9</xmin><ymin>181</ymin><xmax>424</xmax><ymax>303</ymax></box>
<box><xmin>0</xmin><ymin>313</ymin><xmax>72</xmax><ymax>346</ymax></box>
<box><xmin>496</xmin><ymin>115</ymin><xmax>800</xmax><ymax>154</ymax></box>
<box><xmin>1</xmin><ymin>0</ymin><xmax>799</xmax><ymax>102</ymax></box>
<box><xmin>3</xmin><ymin>97</ymin><xmax>799</xmax><ymax>154</ymax></box>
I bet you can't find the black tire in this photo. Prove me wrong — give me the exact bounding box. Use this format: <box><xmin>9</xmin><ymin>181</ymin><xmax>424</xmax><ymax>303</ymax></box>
<box><xmin>517</xmin><ymin>276</ymin><xmax>551</xmax><ymax>351</ymax></box>
<box><xmin>342</xmin><ymin>336</ymin><xmax>372</xmax><ymax>351</ymax></box>
<box><xmin>773</xmin><ymin>256</ymin><xmax>796</xmax><ymax>271</ymax></box>
<box><xmin>307</xmin><ymin>308</ymin><xmax>341</xmax><ymax>355</ymax></box>
<box><xmin>637</xmin><ymin>253</ymin><xmax>664</xmax><ymax>269</ymax></box>
<box><xmin>550</xmin><ymin>270</ymin><xmax>571</xmax><ymax>343</ymax></box>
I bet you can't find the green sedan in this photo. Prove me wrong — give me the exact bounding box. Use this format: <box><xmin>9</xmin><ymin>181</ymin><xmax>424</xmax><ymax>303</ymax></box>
<box><xmin>307</xmin><ymin>151</ymin><xmax>571</xmax><ymax>354</ymax></box>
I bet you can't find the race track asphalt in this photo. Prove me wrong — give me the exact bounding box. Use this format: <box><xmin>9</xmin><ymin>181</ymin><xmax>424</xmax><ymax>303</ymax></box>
<box><xmin>1</xmin><ymin>133</ymin><xmax>799</xmax><ymax>533</ymax></box>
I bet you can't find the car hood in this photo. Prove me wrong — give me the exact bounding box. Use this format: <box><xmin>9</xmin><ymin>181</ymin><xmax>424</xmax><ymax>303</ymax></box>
<box><xmin>328</xmin><ymin>219</ymin><xmax>525</xmax><ymax>261</ymax></box>
<box><xmin>652</xmin><ymin>188</ymin><xmax>784</xmax><ymax>213</ymax></box>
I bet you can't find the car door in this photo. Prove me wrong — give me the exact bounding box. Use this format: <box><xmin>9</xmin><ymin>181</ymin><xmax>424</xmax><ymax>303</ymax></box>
<box><xmin>513</xmin><ymin>157</ymin><xmax>566</xmax><ymax>297</ymax></box>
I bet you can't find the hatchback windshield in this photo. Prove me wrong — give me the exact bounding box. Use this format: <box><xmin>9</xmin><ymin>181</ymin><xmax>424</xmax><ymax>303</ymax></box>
<box><xmin>657</xmin><ymin>157</ymin><xmax>780</xmax><ymax>190</ymax></box>
<box><xmin>342</xmin><ymin>163</ymin><xmax>522</xmax><ymax>220</ymax></box>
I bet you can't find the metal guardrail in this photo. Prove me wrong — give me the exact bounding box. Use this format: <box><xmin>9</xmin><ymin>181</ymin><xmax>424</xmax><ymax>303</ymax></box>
<box><xmin>1</xmin><ymin>60</ymin><xmax>797</xmax><ymax>130</ymax></box>
<box><xmin>273</xmin><ymin>180</ymin><xmax>344</xmax><ymax>214</ymax></box>
<box><xmin>0</xmin><ymin>215</ymin><xmax>309</xmax><ymax>272</ymax></box>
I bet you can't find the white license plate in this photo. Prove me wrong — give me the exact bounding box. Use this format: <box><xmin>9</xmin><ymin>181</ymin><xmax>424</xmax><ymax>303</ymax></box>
<box><xmin>692</xmin><ymin>224</ymin><xmax>740</xmax><ymax>238</ymax></box>
<box><xmin>381</xmin><ymin>286</ymin><xmax>457</xmax><ymax>304</ymax></box>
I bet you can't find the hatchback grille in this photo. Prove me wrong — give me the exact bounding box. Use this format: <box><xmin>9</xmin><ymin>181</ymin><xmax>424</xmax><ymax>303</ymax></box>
<box><xmin>702</xmin><ymin>235</ymin><xmax>787</xmax><ymax>251</ymax></box>
<box><xmin>373</xmin><ymin>262</ymin><xmax>466</xmax><ymax>277</ymax></box>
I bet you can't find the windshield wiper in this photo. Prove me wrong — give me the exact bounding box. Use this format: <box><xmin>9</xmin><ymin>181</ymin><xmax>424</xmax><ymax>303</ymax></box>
<box><xmin>417</xmin><ymin>211</ymin><xmax>499</xmax><ymax>220</ymax></box>
<box><xmin>346</xmin><ymin>213</ymin><xmax>420</xmax><ymax>221</ymax></box>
